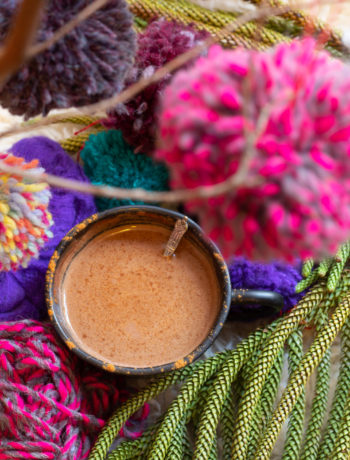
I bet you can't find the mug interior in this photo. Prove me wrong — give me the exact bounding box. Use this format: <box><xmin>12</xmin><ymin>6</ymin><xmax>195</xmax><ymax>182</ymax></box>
<box><xmin>46</xmin><ymin>206</ymin><xmax>231</xmax><ymax>375</ymax></box>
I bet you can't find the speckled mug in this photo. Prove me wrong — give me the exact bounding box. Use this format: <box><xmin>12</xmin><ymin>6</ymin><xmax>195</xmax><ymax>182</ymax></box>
<box><xmin>46</xmin><ymin>205</ymin><xmax>283</xmax><ymax>375</ymax></box>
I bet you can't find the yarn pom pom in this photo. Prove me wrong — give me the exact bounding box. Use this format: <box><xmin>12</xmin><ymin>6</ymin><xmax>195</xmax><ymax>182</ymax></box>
<box><xmin>0</xmin><ymin>137</ymin><xmax>96</xmax><ymax>321</ymax></box>
<box><xmin>0</xmin><ymin>153</ymin><xmax>53</xmax><ymax>271</ymax></box>
<box><xmin>81</xmin><ymin>130</ymin><xmax>169</xmax><ymax>211</ymax></box>
<box><xmin>156</xmin><ymin>39</ymin><xmax>350</xmax><ymax>261</ymax></box>
<box><xmin>0</xmin><ymin>320</ymin><xmax>148</xmax><ymax>459</ymax></box>
<box><xmin>104</xmin><ymin>18</ymin><xmax>209</xmax><ymax>153</ymax></box>
<box><xmin>0</xmin><ymin>0</ymin><xmax>136</xmax><ymax>118</ymax></box>
<box><xmin>229</xmin><ymin>258</ymin><xmax>303</xmax><ymax>321</ymax></box>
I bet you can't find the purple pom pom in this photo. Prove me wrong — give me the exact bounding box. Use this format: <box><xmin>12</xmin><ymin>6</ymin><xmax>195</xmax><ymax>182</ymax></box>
<box><xmin>0</xmin><ymin>0</ymin><xmax>136</xmax><ymax>118</ymax></box>
<box><xmin>104</xmin><ymin>18</ymin><xmax>209</xmax><ymax>154</ymax></box>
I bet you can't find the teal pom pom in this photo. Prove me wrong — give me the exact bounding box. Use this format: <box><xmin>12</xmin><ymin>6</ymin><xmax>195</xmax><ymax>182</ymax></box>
<box><xmin>80</xmin><ymin>130</ymin><xmax>169</xmax><ymax>211</ymax></box>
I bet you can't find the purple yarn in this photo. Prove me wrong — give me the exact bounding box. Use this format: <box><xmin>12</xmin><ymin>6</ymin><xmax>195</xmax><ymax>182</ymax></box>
<box><xmin>0</xmin><ymin>0</ymin><xmax>136</xmax><ymax>118</ymax></box>
<box><xmin>0</xmin><ymin>137</ymin><xmax>96</xmax><ymax>321</ymax></box>
<box><xmin>229</xmin><ymin>258</ymin><xmax>303</xmax><ymax>321</ymax></box>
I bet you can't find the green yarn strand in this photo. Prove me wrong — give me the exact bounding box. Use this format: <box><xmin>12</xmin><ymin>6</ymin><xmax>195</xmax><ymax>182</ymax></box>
<box><xmin>302</xmin><ymin>258</ymin><xmax>314</xmax><ymax>278</ymax></box>
<box><xmin>295</xmin><ymin>269</ymin><xmax>319</xmax><ymax>293</ymax></box>
<box><xmin>107</xmin><ymin>423</ymin><xmax>160</xmax><ymax>460</ymax></box>
<box><xmin>327</xmin><ymin>243</ymin><xmax>350</xmax><ymax>292</ymax></box>
<box><xmin>330</xmin><ymin>390</ymin><xmax>350</xmax><ymax>459</ymax></box>
<box><xmin>230</xmin><ymin>283</ymin><xmax>325</xmax><ymax>459</ymax></box>
<box><xmin>318</xmin><ymin>315</ymin><xmax>350</xmax><ymax>459</ymax></box>
<box><xmin>253</xmin><ymin>295</ymin><xmax>350</xmax><ymax>460</ymax></box>
<box><xmin>282</xmin><ymin>329</ymin><xmax>305</xmax><ymax>460</ymax></box>
<box><xmin>248</xmin><ymin>350</ymin><xmax>284</xmax><ymax>458</ymax></box>
<box><xmin>221</xmin><ymin>389</ymin><xmax>236</xmax><ymax>460</ymax></box>
<box><xmin>164</xmin><ymin>418</ymin><xmax>187</xmax><ymax>460</ymax></box>
<box><xmin>88</xmin><ymin>350</ymin><xmax>231</xmax><ymax>460</ymax></box>
<box><xmin>318</xmin><ymin>257</ymin><xmax>333</xmax><ymax>278</ymax></box>
<box><xmin>148</xmin><ymin>326</ymin><xmax>273</xmax><ymax>460</ymax></box>
<box><xmin>300</xmin><ymin>308</ymin><xmax>331</xmax><ymax>460</ymax></box>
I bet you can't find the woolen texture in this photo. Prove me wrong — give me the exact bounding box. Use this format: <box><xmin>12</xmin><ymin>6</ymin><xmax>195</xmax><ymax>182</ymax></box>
<box><xmin>156</xmin><ymin>39</ymin><xmax>350</xmax><ymax>261</ymax></box>
<box><xmin>0</xmin><ymin>0</ymin><xmax>136</xmax><ymax>118</ymax></box>
<box><xmin>81</xmin><ymin>130</ymin><xmax>169</xmax><ymax>211</ymax></box>
<box><xmin>0</xmin><ymin>137</ymin><xmax>96</xmax><ymax>321</ymax></box>
<box><xmin>0</xmin><ymin>153</ymin><xmax>53</xmax><ymax>271</ymax></box>
<box><xmin>0</xmin><ymin>320</ymin><xmax>148</xmax><ymax>459</ymax></box>
<box><xmin>104</xmin><ymin>18</ymin><xmax>209</xmax><ymax>153</ymax></box>
<box><xmin>229</xmin><ymin>258</ymin><xmax>303</xmax><ymax>320</ymax></box>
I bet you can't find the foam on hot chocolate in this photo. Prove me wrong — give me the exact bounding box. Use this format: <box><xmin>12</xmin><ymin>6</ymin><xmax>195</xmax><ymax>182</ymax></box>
<box><xmin>62</xmin><ymin>225</ymin><xmax>220</xmax><ymax>368</ymax></box>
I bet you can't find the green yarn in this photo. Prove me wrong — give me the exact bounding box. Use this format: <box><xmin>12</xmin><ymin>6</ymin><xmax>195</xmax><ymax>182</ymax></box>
<box><xmin>80</xmin><ymin>130</ymin><xmax>169</xmax><ymax>211</ymax></box>
<box><xmin>90</xmin><ymin>252</ymin><xmax>350</xmax><ymax>460</ymax></box>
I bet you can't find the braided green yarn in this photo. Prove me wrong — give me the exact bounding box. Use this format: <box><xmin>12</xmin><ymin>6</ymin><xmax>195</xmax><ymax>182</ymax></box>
<box><xmin>147</xmin><ymin>326</ymin><xmax>273</xmax><ymax>460</ymax></box>
<box><xmin>88</xmin><ymin>351</ymin><xmax>231</xmax><ymax>460</ymax></box>
<box><xmin>327</xmin><ymin>243</ymin><xmax>350</xmax><ymax>292</ymax></box>
<box><xmin>230</xmin><ymin>283</ymin><xmax>325</xmax><ymax>459</ymax></box>
<box><xmin>318</xmin><ymin>257</ymin><xmax>333</xmax><ymax>278</ymax></box>
<box><xmin>247</xmin><ymin>350</ymin><xmax>284</xmax><ymax>458</ymax></box>
<box><xmin>253</xmin><ymin>295</ymin><xmax>350</xmax><ymax>460</ymax></box>
<box><xmin>296</xmin><ymin>242</ymin><xmax>350</xmax><ymax>293</ymax></box>
<box><xmin>318</xmin><ymin>315</ymin><xmax>350</xmax><ymax>459</ymax></box>
<box><xmin>107</xmin><ymin>423</ymin><xmax>160</xmax><ymax>460</ymax></box>
<box><xmin>300</xmin><ymin>309</ymin><xmax>331</xmax><ymax>460</ymax></box>
<box><xmin>164</xmin><ymin>418</ymin><xmax>187</xmax><ymax>460</ymax></box>
<box><xmin>330</xmin><ymin>391</ymin><xmax>350</xmax><ymax>460</ymax></box>
<box><xmin>221</xmin><ymin>389</ymin><xmax>236</xmax><ymax>460</ymax></box>
<box><xmin>302</xmin><ymin>258</ymin><xmax>314</xmax><ymax>278</ymax></box>
<box><xmin>281</xmin><ymin>330</ymin><xmax>305</xmax><ymax>460</ymax></box>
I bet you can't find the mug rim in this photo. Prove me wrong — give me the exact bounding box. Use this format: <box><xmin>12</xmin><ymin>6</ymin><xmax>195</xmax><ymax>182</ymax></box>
<box><xmin>46</xmin><ymin>205</ymin><xmax>231</xmax><ymax>376</ymax></box>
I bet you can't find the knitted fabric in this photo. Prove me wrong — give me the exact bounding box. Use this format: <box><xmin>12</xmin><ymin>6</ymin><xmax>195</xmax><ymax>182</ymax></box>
<box><xmin>156</xmin><ymin>38</ymin><xmax>350</xmax><ymax>262</ymax></box>
<box><xmin>80</xmin><ymin>130</ymin><xmax>169</xmax><ymax>211</ymax></box>
<box><xmin>0</xmin><ymin>320</ymin><xmax>148</xmax><ymax>460</ymax></box>
<box><xmin>0</xmin><ymin>137</ymin><xmax>96</xmax><ymax>321</ymax></box>
<box><xmin>0</xmin><ymin>0</ymin><xmax>136</xmax><ymax>118</ymax></box>
<box><xmin>229</xmin><ymin>258</ymin><xmax>303</xmax><ymax>320</ymax></box>
<box><xmin>0</xmin><ymin>153</ymin><xmax>53</xmax><ymax>271</ymax></box>
<box><xmin>104</xmin><ymin>18</ymin><xmax>209</xmax><ymax>154</ymax></box>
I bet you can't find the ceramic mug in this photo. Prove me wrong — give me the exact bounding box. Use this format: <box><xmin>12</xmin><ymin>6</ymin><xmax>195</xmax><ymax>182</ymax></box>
<box><xmin>46</xmin><ymin>205</ymin><xmax>283</xmax><ymax>375</ymax></box>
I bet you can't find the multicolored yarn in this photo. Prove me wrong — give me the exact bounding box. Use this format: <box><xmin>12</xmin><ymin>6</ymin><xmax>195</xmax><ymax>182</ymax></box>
<box><xmin>229</xmin><ymin>258</ymin><xmax>303</xmax><ymax>320</ymax></box>
<box><xmin>80</xmin><ymin>130</ymin><xmax>169</xmax><ymax>211</ymax></box>
<box><xmin>104</xmin><ymin>18</ymin><xmax>209</xmax><ymax>154</ymax></box>
<box><xmin>0</xmin><ymin>153</ymin><xmax>53</xmax><ymax>271</ymax></box>
<box><xmin>156</xmin><ymin>38</ymin><xmax>350</xmax><ymax>262</ymax></box>
<box><xmin>0</xmin><ymin>0</ymin><xmax>136</xmax><ymax>118</ymax></box>
<box><xmin>0</xmin><ymin>137</ymin><xmax>96</xmax><ymax>321</ymax></box>
<box><xmin>0</xmin><ymin>320</ymin><xmax>148</xmax><ymax>460</ymax></box>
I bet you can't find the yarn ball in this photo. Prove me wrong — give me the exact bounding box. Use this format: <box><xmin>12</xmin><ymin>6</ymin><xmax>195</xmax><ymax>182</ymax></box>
<box><xmin>104</xmin><ymin>18</ymin><xmax>209</xmax><ymax>153</ymax></box>
<box><xmin>80</xmin><ymin>130</ymin><xmax>169</xmax><ymax>211</ymax></box>
<box><xmin>156</xmin><ymin>39</ymin><xmax>350</xmax><ymax>262</ymax></box>
<box><xmin>0</xmin><ymin>320</ymin><xmax>148</xmax><ymax>460</ymax></box>
<box><xmin>0</xmin><ymin>153</ymin><xmax>53</xmax><ymax>271</ymax></box>
<box><xmin>0</xmin><ymin>137</ymin><xmax>96</xmax><ymax>321</ymax></box>
<box><xmin>229</xmin><ymin>258</ymin><xmax>303</xmax><ymax>321</ymax></box>
<box><xmin>0</xmin><ymin>0</ymin><xmax>136</xmax><ymax>118</ymax></box>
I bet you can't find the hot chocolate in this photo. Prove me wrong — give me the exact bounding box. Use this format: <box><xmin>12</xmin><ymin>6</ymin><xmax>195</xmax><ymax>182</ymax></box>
<box><xmin>61</xmin><ymin>224</ymin><xmax>220</xmax><ymax>368</ymax></box>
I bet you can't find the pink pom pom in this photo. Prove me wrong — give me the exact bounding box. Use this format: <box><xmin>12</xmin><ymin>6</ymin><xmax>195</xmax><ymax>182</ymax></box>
<box><xmin>156</xmin><ymin>39</ymin><xmax>350</xmax><ymax>261</ymax></box>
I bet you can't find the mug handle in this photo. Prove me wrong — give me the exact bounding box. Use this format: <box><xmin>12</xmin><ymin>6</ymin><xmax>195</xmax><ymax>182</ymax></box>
<box><xmin>231</xmin><ymin>289</ymin><xmax>284</xmax><ymax>313</ymax></box>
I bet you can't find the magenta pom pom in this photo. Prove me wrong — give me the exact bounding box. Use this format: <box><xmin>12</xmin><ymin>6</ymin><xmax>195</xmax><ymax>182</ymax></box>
<box><xmin>156</xmin><ymin>39</ymin><xmax>350</xmax><ymax>262</ymax></box>
<box><xmin>104</xmin><ymin>18</ymin><xmax>209</xmax><ymax>153</ymax></box>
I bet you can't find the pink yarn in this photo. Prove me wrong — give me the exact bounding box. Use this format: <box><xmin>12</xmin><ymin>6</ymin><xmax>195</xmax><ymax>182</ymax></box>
<box><xmin>0</xmin><ymin>320</ymin><xmax>148</xmax><ymax>459</ymax></box>
<box><xmin>156</xmin><ymin>39</ymin><xmax>350</xmax><ymax>261</ymax></box>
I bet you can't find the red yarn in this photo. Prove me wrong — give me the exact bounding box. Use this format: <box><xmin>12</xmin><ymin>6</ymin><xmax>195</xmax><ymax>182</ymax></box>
<box><xmin>156</xmin><ymin>39</ymin><xmax>350</xmax><ymax>262</ymax></box>
<box><xmin>0</xmin><ymin>321</ymin><xmax>148</xmax><ymax>459</ymax></box>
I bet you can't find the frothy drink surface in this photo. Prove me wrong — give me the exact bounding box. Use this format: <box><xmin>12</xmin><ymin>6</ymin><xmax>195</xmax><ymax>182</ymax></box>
<box><xmin>62</xmin><ymin>225</ymin><xmax>220</xmax><ymax>368</ymax></box>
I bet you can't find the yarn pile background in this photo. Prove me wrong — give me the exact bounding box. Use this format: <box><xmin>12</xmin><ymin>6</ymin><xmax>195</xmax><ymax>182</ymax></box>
<box><xmin>0</xmin><ymin>320</ymin><xmax>148</xmax><ymax>460</ymax></box>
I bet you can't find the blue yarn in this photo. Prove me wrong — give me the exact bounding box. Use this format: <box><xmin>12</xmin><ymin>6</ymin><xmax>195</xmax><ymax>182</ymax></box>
<box><xmin>80</xmin><ymin>130</ymin><xmax>169</xmax><ymax>211</ymax></box>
